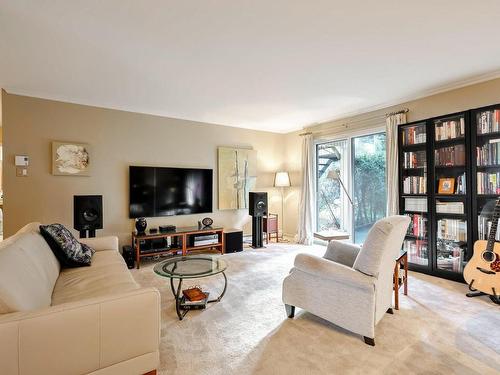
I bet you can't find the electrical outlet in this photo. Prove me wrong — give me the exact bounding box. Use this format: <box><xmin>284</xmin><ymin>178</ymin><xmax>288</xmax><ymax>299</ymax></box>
<box><xmin>16</xmin><ymin>167</ymin><xmax>28</xmax><ymax>177</ymax></box>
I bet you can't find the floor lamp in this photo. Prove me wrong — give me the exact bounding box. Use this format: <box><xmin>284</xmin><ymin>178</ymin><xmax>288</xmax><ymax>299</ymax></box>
<box><xmin>274</xmin><ymin>171</ymin><xmax>291</xmax><ymax>240</ymax></box>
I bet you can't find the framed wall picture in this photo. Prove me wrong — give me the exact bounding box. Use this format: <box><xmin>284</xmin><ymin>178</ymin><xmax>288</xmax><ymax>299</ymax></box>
<box><xmin>52</xmin><ymin>141</ymin><xmax>91</xmax><ymax>176</ymax></box>
<box><xmin>218</xmin><ymin>147</ymin><xmax>257</xmax><ymax>210</ymax></box>
<box><xmin>438</xmin><ymin>177</ymin><xmax>455</xmax><ymax>194</ymax></box>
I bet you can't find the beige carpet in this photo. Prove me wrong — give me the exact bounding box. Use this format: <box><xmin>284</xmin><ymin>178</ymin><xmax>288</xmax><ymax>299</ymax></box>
<box><xmin>131</xmin><ymin>243</ymin><xmax>500</xmax><ymax>375</ymax></box>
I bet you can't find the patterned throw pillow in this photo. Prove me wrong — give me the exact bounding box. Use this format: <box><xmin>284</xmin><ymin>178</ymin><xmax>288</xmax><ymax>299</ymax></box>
<box><xmin>39</xmin><ymin>224</ymin><xmax>95</xmax><ymax>267</ymax></box>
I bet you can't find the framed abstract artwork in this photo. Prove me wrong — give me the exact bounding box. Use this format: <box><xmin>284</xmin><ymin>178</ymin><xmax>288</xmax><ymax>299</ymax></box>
<box><xmin>52</xmin><ymin>141</ymin><xmax>91</xmax><ymax>176</ymax></box>
<box><xmin>218</xmin><ymin>147</ymin><xmax>257</xmax><ymax>210</ymax></box>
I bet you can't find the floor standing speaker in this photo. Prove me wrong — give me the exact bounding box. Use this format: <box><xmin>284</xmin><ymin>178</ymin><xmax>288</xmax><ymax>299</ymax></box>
<box><xmin>224</xmin><ymin>229</ymin><xmax>243</xmax><ymax>253</ymax></box>
<box><xmin>122</xmin><ymin>245</ymin><xmax>135</xmax><ymax>269</ymax></box>
<box><xmin>74</xmin><ymin>195</ymin><xmax>103</xmax><ymax>238</ymax></box>
<box><xmin>249</xmin><ymin>192</ymin><xmax>268</xmax><ymax>248</ymax></box>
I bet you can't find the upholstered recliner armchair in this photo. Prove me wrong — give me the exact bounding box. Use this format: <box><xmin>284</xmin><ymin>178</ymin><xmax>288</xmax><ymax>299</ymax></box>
<box><xmin>282</xmin><ymin>216</ymin><xmax>410</xmax><ymax>346</ymax></box>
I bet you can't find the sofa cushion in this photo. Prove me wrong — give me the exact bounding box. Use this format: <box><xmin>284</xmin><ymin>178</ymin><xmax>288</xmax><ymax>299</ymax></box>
<box><xmin>0</xmin><ymin>223</ymin><xmax>60</xmax><ymax>313</ymax></box>
<box><xmin>39</xmin><ymin>223</ymin><xmax>95</xmax><ymax>268</ymax></box>
<box><xmin>51</xmin><ymin>250</ymin><xmax>139</xmax><ymax>305</ymax></box>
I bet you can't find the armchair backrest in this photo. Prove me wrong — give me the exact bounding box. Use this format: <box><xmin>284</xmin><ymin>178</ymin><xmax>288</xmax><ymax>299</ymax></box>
<box><xmin>353</xmin><ymin>215</ymin><xmax>410</xmax><ymax>278</ymax></box>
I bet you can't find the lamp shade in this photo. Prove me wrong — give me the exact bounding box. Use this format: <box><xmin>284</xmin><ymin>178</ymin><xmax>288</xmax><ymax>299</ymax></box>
<box><xmin>274</xmin><ymin>171</ymin><xmax>291</xmax><ymax>187</ymax></box>
<box><xmin>327</xmin><ymin>169</ymin><xmax>340</xmax><ymax>180</ymax></box>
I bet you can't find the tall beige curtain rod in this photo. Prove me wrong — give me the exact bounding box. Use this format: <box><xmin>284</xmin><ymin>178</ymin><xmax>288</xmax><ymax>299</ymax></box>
<box><xmin>299</xmin><ymin>107</ymin><xmax>409</xmax><ymax>136</ymax></box>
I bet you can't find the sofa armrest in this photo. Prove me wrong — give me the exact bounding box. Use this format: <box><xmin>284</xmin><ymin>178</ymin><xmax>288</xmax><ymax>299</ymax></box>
<box><xmin>80</xmin><ymin>235</ymin><xmax>119</xmax><ymax>252</ymax></box>
<box><xmin>294</xmin><ymin>253</ymin><xmax>375</xmax><ymax>291</ymax></box>
<box><xmin>0</xmin><ymin>287</ymin><xmax>160</xmax><ymax>375</ymax></box>
<box><xmin>323</xmin><ymin>240</ymin><xmax>361</xmax><ymax>267</ymax></box>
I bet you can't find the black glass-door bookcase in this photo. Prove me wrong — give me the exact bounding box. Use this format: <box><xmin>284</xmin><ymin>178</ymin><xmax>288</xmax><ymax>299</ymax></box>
<box><xmin>396</xmin><ymin>107</ymin><xmax>500</xmax><ymax>282</ymax></box>
<box><xmin>471</xmin><ymin>104</ymin><xmax>500</xmax><ymax>249</ymax></box>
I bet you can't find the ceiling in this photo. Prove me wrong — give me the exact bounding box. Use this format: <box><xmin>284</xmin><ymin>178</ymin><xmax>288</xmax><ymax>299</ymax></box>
<box><xmin>1</xmin><ymin>1</ymin><xmax>500</xmax><ymax>133</ymax></box>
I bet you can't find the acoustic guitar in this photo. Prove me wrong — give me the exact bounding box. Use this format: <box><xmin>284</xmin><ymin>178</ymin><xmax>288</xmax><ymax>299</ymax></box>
<box><xmin>463</xmin><ymin>198</ymin><xmax>500</xmax><ymax>299</ymax></box>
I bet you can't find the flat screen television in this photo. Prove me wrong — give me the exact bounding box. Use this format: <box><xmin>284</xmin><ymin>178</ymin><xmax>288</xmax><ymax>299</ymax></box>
<box><xmin>129</xmin><ymin>166</ymin><xmax>213</xmax><ymax>218</ymax></box>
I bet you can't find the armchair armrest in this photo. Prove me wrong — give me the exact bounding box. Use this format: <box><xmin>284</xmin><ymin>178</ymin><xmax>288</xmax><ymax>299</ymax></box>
<box><xmin>294</xmin><ymin>253</ymin><xmax>375</xmax><ymax>291</ymax></box>
<box><xmin>323</xmin><ymin>240</ymin><xmax>361</xmax><ymax>267</ymax></box>
<box><xmin>80</xmin><ymin>235</ymin><xmax>119</xmax><ymax>252</ymax></box>
<box><xmin>0</xmin><ymin>287</ymin><xmax>160</xmax><ymax>375</ymax></box>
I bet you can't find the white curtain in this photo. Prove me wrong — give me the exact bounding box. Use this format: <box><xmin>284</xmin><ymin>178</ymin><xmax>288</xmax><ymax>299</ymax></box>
<box><xmin>386</xmin><ymin>112</ymin><xmax>407</xmax><ymax>215</ymax></box>
<box><xmin>297</xmin><ymin>134</ymin><xmax>315</xmax><ymax>245</ymax></box>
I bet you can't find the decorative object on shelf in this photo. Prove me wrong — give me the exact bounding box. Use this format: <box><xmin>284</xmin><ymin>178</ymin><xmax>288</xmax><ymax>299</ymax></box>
<box><xmin>464</xmin><ymin>198</ymin><xmax>500</xmax><ymax>305</ymax></box>
<box><xmin>135</xmin><ymin>217</ymin><xmax>147</xmax><ymax>234</ymax></box>
<box><xmin>438</xmin><ymin>178</ymin><xmax>455</xmax><ymax>194</ymax></box>
<box><xmin>52</xmin><ymin>141</ymin><xmax>90</xmax><ymax>176</ymax></box>
<box><xmin>201</xmin><ymin>217</ymin><xmax>213</xmax><ymax>228</ymax></box>
<box><xmin>218</xmin><ymin>147</ymin><xmax>257</xmax><ymax>210</ymax></box>
<box><xmin>274</xmin><ymin>171</ymin><xmax>291</xmax><ymax>240</ymax></box>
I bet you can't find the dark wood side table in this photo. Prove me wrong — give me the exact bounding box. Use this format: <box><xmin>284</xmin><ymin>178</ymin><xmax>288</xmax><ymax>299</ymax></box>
<box><xmin>263</xmin><ymin>214</ymin><xmax>279</xmax><ymax>244</ymax></box>
<box><xmin>394</xmin><ymin>250</ymin><xmax>408</xmax><ymax>310</ymax></box>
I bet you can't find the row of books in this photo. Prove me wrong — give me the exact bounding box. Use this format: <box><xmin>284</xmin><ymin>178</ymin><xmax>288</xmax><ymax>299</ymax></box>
<box><xmin>478</xmin><ymin>216</ymin><xmax>500</xmax><ymax>241</ymax></box>
<box><xmin>434</xmin><ymin>144</ymin><xmax>466</xmax><ymax>167</ymax></box>
<box><xmin>436</xmin><ymin>254</ymin><xmax>463</xmax><ymax>273</ymax></box>
<box><xmin>435</xmin><ymin>118</ymin><xmax>465</xmax><ymax>141</ymax></box>
<box><xmin>405</xmin><ymin>197</ymin><xmax>428</xmax><ymax>212</ymax></box>
<box><xmin>406</xmin><ymin>214</ymin><xmax>427</xmax><ymax>238</ymax></box>
<box><xmin>402</xmin><ymin>125</ymin><xmax>426</xmax><ymax>145</ymax></box>
<box><xmin>437</xmin><ymin>219</ymin><xmax>467</xmax><ymax>242</ymax></box>
<box><xmin>476</xmin><ymin>172</ymin><xmax>500</xmax><ymax>194</ymax></box>
<box><xmin>403</xmin><ymin>240</ymin><xmax>428</xmax><ymax>266</ymax></box>
<box><xmin>477</xmin><ymin>110</ymin><xmax>500</xmax><ymax>135</ymax></box>
<box><xmin>476</xmin><ymin>139</ymin><xmax>500</xmax><ymax>166</ymax></box>
<box><xmin>403</xmin><ymin>176</ymin><xmax>426</xmax><ymax>194</ymax></box>
<box><xmin>436</xmin><ymin>201</ymin><xmax>464</xmax><ymax>214</ymax></box>
<box><xmin>403</xmin><ymin>151</ymin><xmax>426</xmax><ymax>169</ymax></box>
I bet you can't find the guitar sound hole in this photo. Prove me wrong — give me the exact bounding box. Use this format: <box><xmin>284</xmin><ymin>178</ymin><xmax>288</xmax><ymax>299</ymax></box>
<box><xmin>482</xmin><ymin>251</ymin><xmax>495</xmax><ymax>262</ymax></box>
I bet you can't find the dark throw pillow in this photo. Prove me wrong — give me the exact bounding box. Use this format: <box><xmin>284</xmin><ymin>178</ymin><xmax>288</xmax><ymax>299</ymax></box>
<box><xmin>39</xmin><ymin>223</ymin><xmax>95</xmax><ymax>268</ymax></box>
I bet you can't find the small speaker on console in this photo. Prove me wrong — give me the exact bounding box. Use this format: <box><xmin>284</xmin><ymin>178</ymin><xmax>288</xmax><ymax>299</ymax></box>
<box><xmin>224</xmin><ymin>229</ymin><xmax>243</xmax><ymax>253</ymax></box>
<box><xmin>74</xmin><ymin>195</ymin><xmax>103</xmax><ymax>238</ymax></box>
<box><xmin>249</xmin><ymin>192</ymin><xmax>268</xmax><ymax>217</ymax></box>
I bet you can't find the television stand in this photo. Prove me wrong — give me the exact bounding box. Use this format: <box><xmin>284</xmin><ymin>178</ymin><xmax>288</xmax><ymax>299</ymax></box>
<box><xmin>132</xmin><ymin>226</ymin><xmax>224</xmax><ymax>269</ymax></box>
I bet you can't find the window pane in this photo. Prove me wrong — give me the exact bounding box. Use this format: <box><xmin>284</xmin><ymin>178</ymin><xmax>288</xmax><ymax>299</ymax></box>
<box><xmin>353</xmin><ymin>133</ymin><xmax>387</xmax><ymax>243</ymax></box>
<box><xmin>316</xmin><ymin>140</ymin><xmax>349</xmax><ymax>231</ymax></box>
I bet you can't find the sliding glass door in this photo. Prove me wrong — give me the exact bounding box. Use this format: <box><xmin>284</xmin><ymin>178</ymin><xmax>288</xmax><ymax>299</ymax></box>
<box><xmin>316</xmin><ymin>140</ymin><xmax>349</xmax><ymax>232</ymax></box>
<box><xmin>316</xmin><ymin>132</ymin><xmax>387</xmax><ymax>244</ymax></box>
<box><xmin>352</xmin><ymin>133</ymin><xmax>387</xmax><ymax>243</ymax></box>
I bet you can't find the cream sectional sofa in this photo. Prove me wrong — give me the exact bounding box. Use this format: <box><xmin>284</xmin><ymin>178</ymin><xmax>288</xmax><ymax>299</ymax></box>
<box><xmin>0</xmin><ymin>223</ymin><xmax>160</xmax><ymax>375</ymax></box>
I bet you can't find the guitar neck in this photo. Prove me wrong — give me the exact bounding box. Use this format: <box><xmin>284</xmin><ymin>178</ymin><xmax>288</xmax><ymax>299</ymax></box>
<box><xmin>487</xmin><ymin>199</ymin><xmax>500</xmax><ymax>250</ymax></box>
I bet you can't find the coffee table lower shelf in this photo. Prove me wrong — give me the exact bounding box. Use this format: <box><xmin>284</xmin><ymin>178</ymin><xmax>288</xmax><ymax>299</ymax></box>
<box><xmin>170</xmin><ymin>272</ymin><xmax>228</xmax><ymax>320</ymax></box>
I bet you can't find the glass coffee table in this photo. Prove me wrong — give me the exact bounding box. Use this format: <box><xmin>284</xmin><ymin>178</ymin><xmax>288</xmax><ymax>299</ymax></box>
<box><xmin>154</xmin><ymin>255</ymin><xmax>228</xmax><ymax>320</ymax></box>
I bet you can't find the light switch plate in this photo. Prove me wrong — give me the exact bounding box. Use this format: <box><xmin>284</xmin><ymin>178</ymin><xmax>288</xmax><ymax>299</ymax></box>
<box><xmin>15</xmin><ymin>155</ymin><xmax>29</xmax><ymax>166</ymax></box>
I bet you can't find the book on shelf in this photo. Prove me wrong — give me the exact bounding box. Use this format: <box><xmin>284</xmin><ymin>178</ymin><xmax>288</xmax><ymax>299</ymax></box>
<box><xmin>478</xmin><ymin>216</ymin><xmax>500</xmax><ymax>241</ymax></box>
<box><xmin>477</xmin><ymin>109</ymin><xmax>500</xmax><ymax>135</ymax></box>
<box><xmin>476</xmin><ymin>139</ymin><xmax>500</xmax><ymax>166</ymax></box>
<box><xmin>403</xmin><ymin>239</ymin><xmax>428</xmax><ymax>265</ymax></box>
<box><xmin>476</xmin><ymin>172</ymin><xmax>500</xmax><ymax>194</ymax></box>
<box><xmin>435</xmin><ymin>118</ymin><xmax>465</xmax><ymax>141</ymax></box>
<box><xmin>434</xmin><ymin>144</ymin><xmax>466</xmax><ymax>166</ymax></box>
<box><xmin>402</xmin><ymin>125</ymin><xmax>426</xmax><ymax>145</ymax></box>
<box><xmin>406</xmin><ymin>214</ymin><xmax>427</xmax><ymax>238</ymax></box>
<box><xmin>455</xmin><ymin>173</ymin><xmax>466</xmax><ymax>194</ymax></box>
<box><xmin>403</xmin><ymin>151</ymin><xmax>426</xmax><ymax>168</ymax></box>
<box><xmin>403</xmin><ymin>176</ymin><xmax>426</xmax><ymax>194</ymax></box>
<box><xmin>437</xmin><ymin>219</ymin><xmax>467</xmax><ymax>242</ymax></box>
<box><xmin>436</xmin><ymin>201</ymin><xmax>464</xmax><ymax>214</ymax></box>
<box><xmin>404</xmin><ymin>197</ymin><xmax>427</xmax><ymax>212</ymax></box>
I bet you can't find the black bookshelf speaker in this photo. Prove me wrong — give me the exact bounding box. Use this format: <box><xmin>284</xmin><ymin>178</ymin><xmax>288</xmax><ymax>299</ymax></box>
<box><xmin>224</xmin><ymin>229</ymin><xmax>243</xmax><ymax>253</ymax></box>
<box><xmin>249</xmin><ymin>192</ymin><xmax>268</xmax><ymax>217</ymax></box>
<box><xmin>74</xmin><ymin>195</ymin><xmax>103</xmax><ymax>237</ymax></box>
